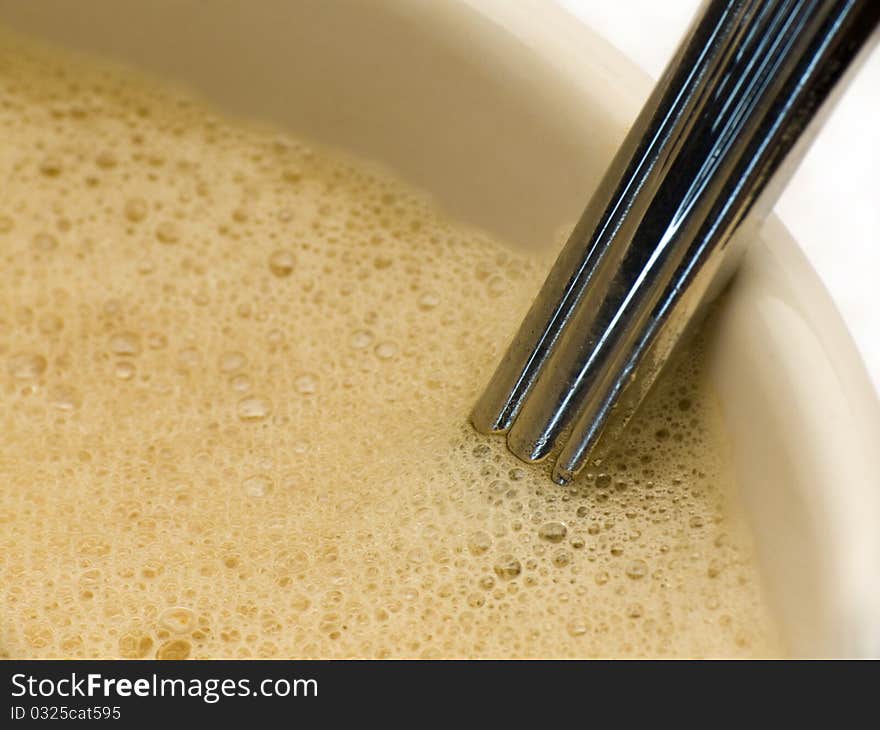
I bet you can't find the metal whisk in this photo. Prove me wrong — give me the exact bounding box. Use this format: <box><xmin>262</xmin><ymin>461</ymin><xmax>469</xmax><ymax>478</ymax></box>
<box><xmin>471</xmin><ymin>0</ymin><xmax>879</xmax><ymax>484</ymax></box>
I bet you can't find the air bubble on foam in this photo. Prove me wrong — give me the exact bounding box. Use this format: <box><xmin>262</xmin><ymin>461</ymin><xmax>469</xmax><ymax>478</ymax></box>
<box><xmin>159</xmin><ymin>607</ymin><xmax>196</xmax><ymax>634</ymax></box>
<box><xmin>219</xmin><ymin>350</ymin><xmax>248</xmax><ymax>373</ymax></box>
<box><xmin>237</xmin><ymin>396</ymin><xmax>272</xmax><ymax>421</ymax></box>
<box><xmin>493</xmin><ymin>555</ymin><xmax>522</xmax><ymax>580</ymax></box>
<box><xmin>242</xmin><ymin>474</ymin><xmax>273</xmax><ymax>498</ymax></box>
<box><xmin>467</xmin><ymin>531</ymin><xmax>492</xmax><ymax>556</ymax></box>
<box><xmin>374</xmin><ymin>341</ymin><xmax>397</xmax><ymax>360</ymax></box>
<box><xmin>49</xmin><ymin>385</ymin><xmax>80</xmax><ymax>411</ymax></box>
<box><xmin>294</xmin><ymin>373</ymin><xmax>319</xmax><ymax>395</ymax></box>
<box><xmin>566</xmin><ymin>620</ymin><xmax>589</xmax><ymax>637</ymax></box>
<box><xmin>124</xmin><ymin>198</ymin><xmax>149</xmax><ymax>222</ymax></box>
<box><xmin>109</xmin><ymin>332</ymin><xmax>141</xmax><ymax>357</ymax></box>
<box><xmin>114</xmin><ymin>361</ymin><xmax>136</xmax><ymax>380</ymax></box>
<box><xmin>230</xmin><ymin>374</ymin><xmax>252</xmax><ymax>392</ymax></box>
<box><xmin>538</xmin><ymin>522</ymin><xmax>567</xmax><ymax>543</ymax></box>
<box><xmin>8</xmin><ymin>353</ymin><xmax>47</xmax><ymax>379</ymax></box>
<box><xmin>349</xmin><ymin>330</ymin><xmax>373</xmax><ymax>349</ymax></box>
<box><xmin>268</xmin><ymin>250</ymin><xmax>296</xmax><ymax>277</ymax></box>
<box><xmin>33</xmin><ymin>232</ymin><xmax>58</xmax><ymax>251</ymax></box>
<box><xmin>39</xmin><ymin>156</ymin><xmax>63</xmax><ymax>177</ymax></box>
<box><xmin>155</xmin><ymin>221</ymin><xmax>180</xmax><ymax>244</ymax></box>
<box><xmin>552</xmin><ymin>550</ymin><xmax>572</xmax><ymax>568</ymax></box>
<box><xmin>625</xmin><ymin>560</ymin><xmax>648</xmax><ymax>580</ymax></box>
<box><xmin>156</xmin><ymin>639</ymin><xmax>191</xmax><ymax>660</ymax></box>
<box><xmin>38</xmin><ymin>314</ymin><xmax>64</xmax><ymax>334</ymax></box>
<box><xmin>486</xmin><ymin>275</ymin><xmax>506</xmax><ymax>298</ymax></box>
<box><xmin>146</xmin><ymin>332</ymin><xmax>168</xmax><ymax>349</ymax></box>
<box><xmin>417</xmin><ymin>292</ymin><xmax>439</xmax><ymax>311</ymax></box>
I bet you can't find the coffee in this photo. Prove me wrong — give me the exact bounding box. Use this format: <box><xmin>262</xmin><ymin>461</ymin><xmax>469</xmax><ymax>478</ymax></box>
<box><xmin>0</xmin><ymin>30</ymin><xmax>783</xmax><ymax>658</ymax></box>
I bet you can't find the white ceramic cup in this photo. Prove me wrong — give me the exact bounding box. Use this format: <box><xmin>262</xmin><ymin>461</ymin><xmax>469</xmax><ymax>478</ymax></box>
<box><xmin>2</xmin><ymin>0</ymin><xmax>878</xmax><ymax>657</ymax></box>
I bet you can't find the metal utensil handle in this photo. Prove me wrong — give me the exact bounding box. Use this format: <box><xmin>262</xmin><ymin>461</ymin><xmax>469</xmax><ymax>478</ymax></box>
<box><xmin>472</xmin><ymin>0</ymin><xmax>880</xmax><ymax>483</ymax></box>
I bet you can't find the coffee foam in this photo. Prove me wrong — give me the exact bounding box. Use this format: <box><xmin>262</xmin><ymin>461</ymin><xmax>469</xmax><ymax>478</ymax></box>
<box><xmin>0</xmin><ymin>30</ymin><xmax>782</xmax><ymax>657</ymax></box>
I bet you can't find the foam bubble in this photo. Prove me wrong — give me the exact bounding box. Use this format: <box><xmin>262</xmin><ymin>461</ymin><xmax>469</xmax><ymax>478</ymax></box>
<box><xmin>8</xmin><ymin>353</ymin><xmax>47</xmax><ymax>379</ymax></box>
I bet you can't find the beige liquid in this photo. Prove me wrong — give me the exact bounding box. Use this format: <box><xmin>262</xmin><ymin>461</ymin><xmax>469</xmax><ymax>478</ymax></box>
<box><xmin>0</xmin><ymin>32</ymin><xmax>783</xmax><ymax>658</ymax></box>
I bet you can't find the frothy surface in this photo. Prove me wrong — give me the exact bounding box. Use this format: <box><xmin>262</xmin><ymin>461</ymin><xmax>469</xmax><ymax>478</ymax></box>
<box><xmin>0</xmin><ymin>31</ymin><xmax>782</xmax><ymax>658</ymax></box>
